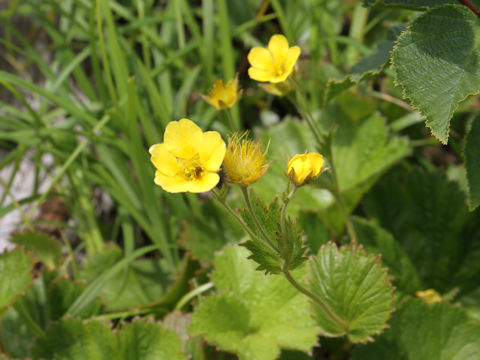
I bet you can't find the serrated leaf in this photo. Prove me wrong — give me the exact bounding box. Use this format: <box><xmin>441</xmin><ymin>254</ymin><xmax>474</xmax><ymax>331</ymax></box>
<box><xmin>239</xmin><ymin>190</ymin><xmax>282</xmax><ymax>274</ymax></box>
<box><xmin>0</xmin><ymin>248</ymin><xmax>34</xmax><ymax>310</ymax></box>
<box><xmin>79</xmin><ymin>244</ymin><xmax>174</xmax><ymax>311</ymax></box>
<box><xmin>353</xmin><ymin>300</ymin><xmax>480</xmax><ymax>360</ymax></box>
<box><xmin>353</xmin><ymin>217</ymin><xmax>422</xmax><ymax>294</ymax></box>
<box><xmin>392</xmin><ymin>5</ymin><xmax>480</xmax><ymax>143</ymax></box>
<box><xmin>309</xmin><ymin>243</ymin><xmax>394</xmax><ymax>343</ymax></box>
<box><xmin>363</xmin><ymin>167</ymin><xmax>480</xmax><ymax>295</ymax></box>
<box><xmin>32</xmin><ymin>318</ymin><xmax>117</xmax><ymax>360</ymax></box>
<box><xmin>277</xmin><ymin>217</ymin><xmax>307</xmax><ymax>271</ymax></box>
<box><xmin>190</xmin><ymin>245</ymin><xmax>318</xmax><ymax>360</ymax></box>
<box><xmin>10</xmin><ymin>231</ymin><xmax>62</xmax><ymax>270</ymax></box>
<box><xmin>32</xmin><ymin>318</ymin><xmax>186</xmax><ymax>360</ymax></box>
<box><xmin>118</xmin><ymin>320</ymin><xmax>186</xmax><ymax>360</ymax></box>
<box><xmin>465</xmin><ymin>116</ymin><xmax>480</xmax><ymax>210</ymax></box>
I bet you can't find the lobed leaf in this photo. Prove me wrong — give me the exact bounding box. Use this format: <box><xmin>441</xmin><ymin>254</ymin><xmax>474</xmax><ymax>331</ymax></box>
<box><xmin>190</xmin><ymin>245</ymin><xmax>318</xmax><ymax>360</ymax></box>
<box><xmin>391</xmin><ymin>5</ymin><xmax>480</xmax><ymax>143</ymax></box>
<box><xmin>309</xmin><ymin>243</ymin><xmax>394</xmax><ymax>343</ymax></box>
<box><xmin>10</xmin><ymin>231</ymin><xmax>62</xmax><ymax>270</ymax></box>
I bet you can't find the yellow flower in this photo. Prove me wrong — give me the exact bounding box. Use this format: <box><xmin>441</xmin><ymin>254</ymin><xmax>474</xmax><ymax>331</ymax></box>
<box><xmin>201</xmin><ymin>75</ymin><xmax>243</xmax><ymax>110</ymax></box>
<box><xmin>223</xmin><ymin>132</ymin><xmax>269</xmax><ymax>186</ymax></box>
<box><xmin>149</xmin><ymin>119</ymin><xmax>226</xmax><ymax>193</ymax></box>
<box><xmin>247</xmin><ymin>34</ymin><xmax>301</xmax><ymax>83</ymax></box>
<box><xmin>415</xmin><ymin>289</ymin><xmax>443</xmax><ymax>304</ymax></box>
<box><xmin>287</xmin><ymin>152</ymin><xmax>324</xmax><ymax>186</ymax></box>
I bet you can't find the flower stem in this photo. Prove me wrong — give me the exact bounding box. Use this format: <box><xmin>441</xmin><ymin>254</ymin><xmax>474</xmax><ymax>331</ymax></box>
<box><xmin>240</xmin><ymin>186</ymin><xmax>278</xmax><ymax>252</ymax></box>
<box><xmin>288</xmin><ymin>78</ymin><xmax>324</xmax><ymax>146</ymax></box>
<box><xmin>224</xmin><ymin>108</ymin><xmax>238</xmax><ymax>131</ymax></box>
<box><xmin>280</xmin><ymin>183</ymin><xmax>296</xmax><ymax>236</ymax></box>
<box><xmin>327</xmin><ymin>154</ymin><xmax>358</xmax><ymax>246</ymax></box>
<box><xmin>282</xmin><ymin>264</ymin><xmax>346</xmax><ymax>329</ymax></box>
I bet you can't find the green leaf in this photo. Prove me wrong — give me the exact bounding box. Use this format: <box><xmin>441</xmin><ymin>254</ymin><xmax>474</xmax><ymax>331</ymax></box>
<box><xmin>32</xmin><ymin>318</ymin><xmax>186</xmax><ymax>360</ymax></box>
<box><xmin>190</xmin><ymin>245</ymin><xmax>318</xmax><ymax>360</ymax></box>
<box><xmin>277</xmin><ymin>217</ymin><xmax>308</xmax><ymax>271</ymax></box>
<box><xmin>363</xmin><ymin>167</ymin><xmax>480</xmax><ymax>295</ymax></box>
<box><xmin>351</xmin><ymin>25</ymin><xmax>406</xmax><ymax>80</ymax></box>
<box><xmin>239</xmin><ymin>190</ymin><xmax>283</xmax><ymax>274</ymax></box>
<box><xmin>322</xmin><ymin>77</ymin><xmax>356</xmax><ymax>107</ymax></box>
<box><xmin>118</xmin><ymin>320</ymin><xmax>186</xmax><ymax>360</ymax></box>
<box><xmin>353</xmin><ymin>300</ymin><xmax>480</xmax><ymax>360</ymax></box>
<box><xmin>309</xmin><ymin>243</ymin><xmax>394</xmax><ymax>343</ymax></box>
<box><xmin>0</xmin><ymin>248</ymin><xmax>34</xmax><ymax>310</ymax></box>
<box><xmin>10</xmin><ymin>231</ymin><xmax>62</xmax><ymax>269</ymax></box>
<box><xmin>322</xmin><ymin>98</ymin><xmax>410</xmax><ymax>191</ymax></box>
<box><xmin>32</xmin><ymin>318</ymin><xmax>117</xmax><ymax>360</ymax></box>
<box><xmin>163</xmin><ymin>311</ymin><xmax>205</xmax><ymax>360</ymax></box>
<box><xmin>353</xmin><ymin>217</ymin><xmax>422</xmax><ymax>294</ymax></box>
<box><xmin>391</xmin><ymin>5</ymin><xmax>480</xmax><ymax>143</ymax></box>
<box><xmin>1</xmin><ymin>306</ymin><xmax>36</xmax><ymax>358</ymax></box>
<box><xmin>47</xmin><ymin>278</ymin><xmax>102</xmax><ymax>321</ymax></box>
<box><xmin>465</xmin><ymin>116</ymin><xmax>480</xmax><ymax>210</ymax></box>
<box><xmin>79</xmin><ymin>244</ymin><xmax>174</xmax><ymax>312</ymax></box>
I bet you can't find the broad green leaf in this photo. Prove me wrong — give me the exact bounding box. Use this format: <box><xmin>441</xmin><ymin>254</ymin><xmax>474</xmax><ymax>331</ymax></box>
<box><xmin>118</xmin><ymin>320</ymin><xmax>185</xmax><ymax>360</ymax></box>
<box><xmin>392</xmin><ymin>5</ymin><xmax>480</xmax><ymax>143</ymax></box>
<box><xmin>465</xmin><ymin>116</ymin><xmax>480</xmax><ymax>210</ymax></box>
<box><xmin>11</xmin><ymin>231</ymin><xmax>62</xmax><ymax>269</ymax></box>
<box><xmin>0</xmin><ymin>248</ymin><xmax>34</xmax><ymax>310</ymax></box>
<box><xmin>363</xmin><ymin>167</ymin><xmax>480</xmax><ymax>295</ymax></box>
<box><xmin>179</xmin><ymin>200</ymin><xmax>242</xmax><ymax>263</ymax></box>
<box><xmin>79</xmin><ymin>244</ymin><xmax>174</xmax><ymax>311</ymax></box>
<box><xmin>353</xmin><ymin>217</ymin><xmax>422</xmax><ymax>294</ymax></box>
<box><xmin>351</xmin><ymin>25</ymin><xmax>406</xmax><ymax>80</ymax></box>
<box><xmin>32</xmin><ymin>318</ymin><xmax>186</xmax><ymax>360</ymax></box>
<box><xmin>309</xmin><ymin>243</ymin><xmax>394</xmax><ymax>343</ymax></box>
<box><xmin>353</xmin><ymin>300</ymin><xmax>480</xmax><ymax>360</ymax></box>
<box><xmin>190</xmin><ymin>245</ymin><xmax>318</xmax><ymax>360</ymax></box>
<box><xmin>32</xmin><ymin>318</ymin><xmax>117</xmax><ymax>360</ymax></box>
<box><xmin>322</xmin><ymin>98</ymin><xmax>410</xmax><ymax>191</ymax></box>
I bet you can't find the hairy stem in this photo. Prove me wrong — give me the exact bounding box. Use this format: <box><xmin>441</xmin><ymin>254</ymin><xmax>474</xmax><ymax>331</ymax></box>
<box><xmin>240</xmin><ymin>186</ymin><xmax>278</xmax><ymax>251</ymax></box>
<box><xmin>282</xmin><ymin>264</ymin><xmax>346</xmax><ymax>329</ymax></box>
<box><xmin>458</xmin><ymin>0</ymin><xmax>480</xmax><ymax>18</ymax></box>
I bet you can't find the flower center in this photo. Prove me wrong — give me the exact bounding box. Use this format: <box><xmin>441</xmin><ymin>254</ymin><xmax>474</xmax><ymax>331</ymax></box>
<box><xmin>179</xmin><ymin>157</ymin><xmax>204</xmax><ymax>180</ymax></box>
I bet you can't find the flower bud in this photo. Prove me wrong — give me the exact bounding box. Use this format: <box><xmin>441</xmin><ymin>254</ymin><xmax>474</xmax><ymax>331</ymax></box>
<box><xmin>223</xmin><ymin>132</ymin><xmax>269</xmax><ymax>186</ymax></box>
<box><xmin>287</xmin><ymin>152</ymin><xmax>324</xmax><ymax>186</ymax></box>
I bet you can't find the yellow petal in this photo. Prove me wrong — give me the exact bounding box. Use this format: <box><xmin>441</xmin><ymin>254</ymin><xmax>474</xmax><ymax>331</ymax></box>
<box><xmin>248</xmin><ymin>67</ymin><xmax>275</xmax><ymax>82</ymax></box>
<box><xmin>164</xmin><ymin>119</ymin><xmax>203</xmax><ymax>159</ymax></box>
<box><xmin>154</xmin><ymin>171</ymin><xmax>190</xmax><ymax>193</ymax></box>
<box><xmin>307</xmin><ymin>153</ymin><xmax>324</xmax><ymax>176</ymax></box>
<box><xmin>248</xmin><ymin>47</ymin><xmax>274</xmax><ymax>70</ymax></box>
<box><xmin>284</xmin><ymin>45</ymin><xmax>301</xmax><ymax>73</ymax></box>
<box><xmin>184</xmin><ymin>172</ymin><xmax>220</xmax><ymax>193</ymax></box>
<box><xmin>149</xmin><ymin>143</ymin><xmax>179</xmax><ymax>176</ymax></box>
<box><xmin>268</xmin><ymin>34</ymin><xmax>289</xmax><ymax>63</ymax></box>
<box><xmin>199</xmin><ymin>131</ymin><xmax>226</xmax><ymax>171</ymax></box>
